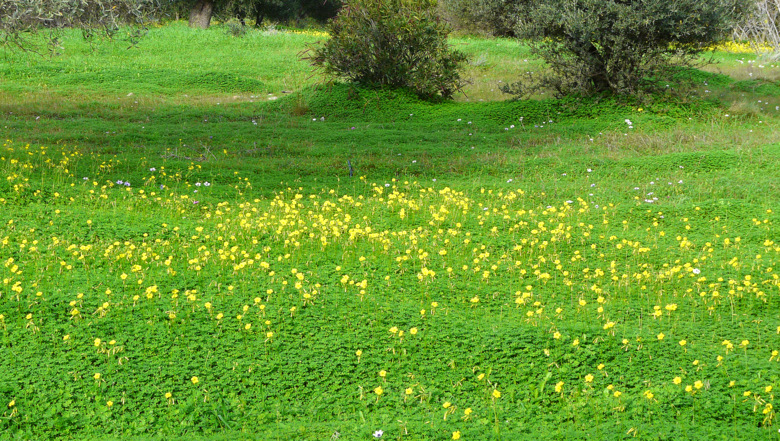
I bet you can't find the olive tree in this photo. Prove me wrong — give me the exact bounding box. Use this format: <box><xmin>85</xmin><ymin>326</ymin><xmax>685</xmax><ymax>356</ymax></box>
<box><xmin>505</xmin><ymin>0</ymin><xmax>751</xmax><ymax>96</ymax></box>
<box><xmin>0</xmin><ymin>0</ymin><xmax>157</xmax><ymax>52</ymax></box>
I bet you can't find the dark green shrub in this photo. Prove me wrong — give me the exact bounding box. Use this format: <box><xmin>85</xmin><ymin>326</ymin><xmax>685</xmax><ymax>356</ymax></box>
<box><xmin>506</xmin><ymin>0</ymin><xmax>750</xmax><ymax>96</ymax></box>
<box><xmin>306</xmin><ymin>0</ymin><xmax>468</xmax><ymax>100</ymax></box>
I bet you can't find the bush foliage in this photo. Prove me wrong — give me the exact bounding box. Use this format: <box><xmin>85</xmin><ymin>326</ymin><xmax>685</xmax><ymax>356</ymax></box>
<box><xmin>505</xmin><ymin>0</ymin><xmax>750</xmax><ymax>96</ymax></box>
<box><xmin>307</xmin><ymin>0</ymin><xmax>467</xmax><ymax>100</ymax></box>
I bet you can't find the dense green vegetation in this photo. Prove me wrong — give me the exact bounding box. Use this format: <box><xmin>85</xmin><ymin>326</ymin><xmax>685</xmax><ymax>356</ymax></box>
<box><xmin>1</xmin><ymin>22</ymin><xmax>780</xmax><ymax>440</ymax></box>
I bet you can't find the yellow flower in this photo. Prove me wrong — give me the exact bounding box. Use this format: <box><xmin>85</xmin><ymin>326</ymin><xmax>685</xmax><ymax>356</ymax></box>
<box><xmin>452</xmin><ymin>430</ymin><xmax>461</xmax><ymax>440</ymax></box>
<box><xmin>266</xmin><ymin>331</ymin><xmax>274</xmax><ymax>339</ymax></box>
<box><xmin>613</xmin><ymin>391</ymin><xmax>622</xmax><ymax>398</ymax></box>
<box><xmin>374</xmin><ymin>386</ymin><xmax>383</xmax><ymax>396</ymax></box>
<box><xmin>244</xmin><ymin>323</ymin><xmax>251</xmax><ymax>330</ymax></box>
<box><xmin>584</xmin><ymin>374</ymin><xmax>594</xmax><ymax>383</ymax></box>
<box><xmin>673</xmin><ymin>377</ymin><xmax>682</xmax><ymax>385</ymax></box>
<box><xmin>165</xmin><ymin>392</ymin><xmax>172</xmax><ymax>399</ymax></box>
<box><xmin>379</xmin><ymin>370</ymin><xmax>387</xmax><ymax>378</ymax></box>
<box><xmin>644</xmin><ymin>390</ymin><xmax>654</xmax><ymax>399</ymax></box>
<box><xmin>443</xmin><ymin>401</ymin><xmax>452</xmax><ymax>408</ymax></box>
<box><xmin>106</xmin><ymin>401</ymin><xmax>113</xmax><ymax>408</ymax></box>
<box><xmin>477</xmin><ymin>373</ymin><xmax>485</xmax><ymax>381</ymax></box>
<box><xmin>740</xmin><ymin>340</ymin><xmax>749</xmax><ymax>347</ymax></box>
<box><xmin>679</xmin><ymin>340</ymin><xmax>687</xmax><ymax>347</ymax></box>
<box><xmin>657</xmin><ymin>333</ymin><xmax>665</xmax><ymax>341</ymax></box>
<box><xmin>94</xmin><ymin>373</ymin><xmax>101</xmax><ymax>380</ymax></box>
<box><xmin>409</xmin><ymin>327</ymin><xmax>418</xmax><ymax>335</ymax></box>
<box><xmin>555</xmin><ymin>381</ymin><xmax>564</xmax><ymax>393</ymax></box>
<box><xmin>553</xmin><ymin>331</ymin><xmax>561</xmax><ymax>339</ymax></box>
<box><xmin>389</xmin><ymin>326</ymin><xmax>399</xmax><ymax>334</ymax></box>
<box><xmin>572</xmin><ymin>338</ymin><xmax>580</xmax><ymax>347</ymax></box>
<box><xmin>191</xmin><ymin>376</ymin><xmax>199</xmax><ymax>385</ymax></box>
<box><xmin>492</xmin><ymin>389</ymin><xmax>501</xmax><ymax>399</ymax></box>
<box><xmin>7</xmin><ymin>400</ymin><xmax>14</xmax><ymax>408</ymax></box>
<box><xmin>765</xmin><ymin>385</ymin><xmax>773</xmax><ymax>393</ymax></box>
<box><xmin>94</xmin><ymin>338</ymin><xmax>101</xmax><ymax>347</ymax></box>
<box><xmin>464</xmin><ymin>408</ymin><xmax>472</xmax><ymax>415</ymax></box>
<box><xmin>405</xmin><ymin>388</ymin><xmax>413</xmax><ymax>395</ymax></box>
<box><xmin>356</xmin><ymin>350</ymin><xmax>362</xmax><ymax>357</ymax></box>
<box><xmin>597</xmin><ymin>363</ymin><xmax>605</xmax><ymax>370</ymax></box>
<box><xmin>685</xmin><ymin>385</ymin><xmax>693</xmax><ymax>393</ymax></box>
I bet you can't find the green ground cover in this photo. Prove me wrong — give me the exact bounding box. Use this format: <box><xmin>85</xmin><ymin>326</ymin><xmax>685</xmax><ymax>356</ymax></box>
<box><xmin>1</xmin><ymin>22</ymin><xmax>780</xmax><ymax>440</ymax></box>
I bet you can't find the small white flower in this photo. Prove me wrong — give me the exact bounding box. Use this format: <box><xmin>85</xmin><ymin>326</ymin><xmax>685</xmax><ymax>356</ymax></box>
<box><xmin>204</xmin><ymin>182</ymin><xmax>211</xmax><ymax>187</ymax></box>
<box><xmin>692</xmin><ymin>268</ymin><xmax>701</xmax><ymax>274</ymax></box>
<box><xmin>195</xmin><ymin>182</ymin><xmax>202</xmax><ymax>187</ymax></box>
<box><xmin>149</xmin><ymin>167</ymin><xmax>156</xmax><ymax>172</ymax></box>
<box><xmin>116</xmin><ymin>180</ymin><xmax>124</xmax><ymax>185</ymax></box>
<box><xmin>373</xmin><ymin>430</ymin><xmax>384</xmax><ymax>438</ymax></box>
<box><xmin>384</xmin><ymin>183</ymin><xmax>390</xmax><ymax>187</ymax></box>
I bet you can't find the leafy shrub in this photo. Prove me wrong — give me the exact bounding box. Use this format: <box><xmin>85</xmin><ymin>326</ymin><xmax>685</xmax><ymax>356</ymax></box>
<box><xmin>226</xmin><ymin>21</ymin><xmax>248</xmax><ymax>37</ymax></box>
<box><xmin>307</xmin><ymin>0</ymin><xmax>468</xmax><ymax>100</ymax></box>
<box><xmin>505</xmin><ymin>0</ymin><xmax>750</xmax><ymax>96</ymax></box>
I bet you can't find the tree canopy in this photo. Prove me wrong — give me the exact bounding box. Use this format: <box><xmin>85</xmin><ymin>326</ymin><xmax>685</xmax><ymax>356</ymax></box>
<box><xmin>0</xmin><ymin>0</ymin><xmax>157</xmax><ymax>52</ymax></box>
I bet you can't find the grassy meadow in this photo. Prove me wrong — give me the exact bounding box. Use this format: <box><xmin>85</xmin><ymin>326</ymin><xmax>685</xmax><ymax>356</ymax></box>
<box><xmin>1</xmin><ymin>21</ymin><xmax>780</xmax><ymax>440</ymax></box>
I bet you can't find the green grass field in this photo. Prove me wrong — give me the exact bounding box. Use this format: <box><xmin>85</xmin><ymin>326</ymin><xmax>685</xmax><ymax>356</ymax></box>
<box><xmin>1</xmin><ymin>22</ymin><xmax>780</xmax><ymax>440</ymax></box>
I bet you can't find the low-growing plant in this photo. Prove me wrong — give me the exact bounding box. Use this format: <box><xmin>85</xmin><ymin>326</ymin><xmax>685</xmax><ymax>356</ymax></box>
<box><xmin>306</xmin><ymin>0</ymin><xmax>468</xmax><ymax>100</ymax></box>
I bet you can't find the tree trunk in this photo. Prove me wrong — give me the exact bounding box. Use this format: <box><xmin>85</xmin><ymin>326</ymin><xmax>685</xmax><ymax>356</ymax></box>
<box><xmin>189</xmin><ymin>0</ymin><xmax>214</xmax><ymax>29</ymax></box>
